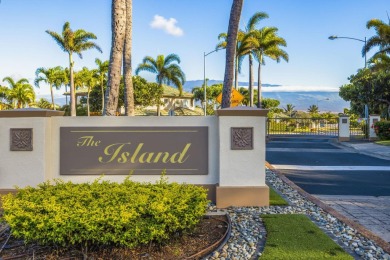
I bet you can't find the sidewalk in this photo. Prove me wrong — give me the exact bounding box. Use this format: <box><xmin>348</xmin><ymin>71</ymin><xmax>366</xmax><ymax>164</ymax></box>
<box><xmin>339</xmin><ymin>141</ymin><xmax>390</xmax><ymax>160</ymax></box>
<box><xmin>318</xmin><ymin>140</ymin><xmax>390</xmax><ymax>245</ymax></box>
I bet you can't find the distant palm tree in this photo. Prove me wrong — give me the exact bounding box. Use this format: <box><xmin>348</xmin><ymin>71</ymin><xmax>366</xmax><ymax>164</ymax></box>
<box><xmin>364</xmin><ymin>18</ymin><xmax>390</xmax><ymax>57</ymax></box>
<box><xmin>135</xmin><ymin>54</ymin><xmax>186</xmax><ymax>116</ymax></box>
<box><xmin>34</xmin><ymin>98</ymin><xmax>53</xmax><ymax>109</ymax></box>
<box><xmin>307</xmin><ymin>104</ymin><xmax>319</xmax><ymax>116</ymax></box>
<box><xmin>123</xmin><ymin>0</ymin><xmax>134</xmax><ymax>116</ymax></box>
<box><xmin>2</xmin><ymin>77</ymin><xmax>35</xmax><ymax>109</ymax></box>
<box><xmin>252</xmin><ymin>27</ymin><xmax>288</xmax><ymax>108</ymax></box>
<box><xmin>94</xmin><ymin>58</ymin><xmax>109</xmax><ymax>113</ymax></box>
<box><xmin>34</xmin><ymin>66</ymin><xmax>65</xmax><ymax>110</ymax></box>
<box><xmin>46</xmin><ymin>22</ymin><xmax>102</xmax><ymax>116</ymax></box>
<box><xmin>221</xmin><ymin>0</ymin><xmax>244</xmax><ymax>108</ymax></box>
<box><xmin>283</xmin><ymin>104</ymin><xmax>296</xmax><ymax>117</ymax></box>
<box><xmin>74</xmin><ymin>67</ymin><xmax>97</xmax><ymax>116</ymax></box>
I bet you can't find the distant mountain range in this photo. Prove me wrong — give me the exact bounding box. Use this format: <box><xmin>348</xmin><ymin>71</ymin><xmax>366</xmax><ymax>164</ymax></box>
<box><xmin>183</xmin><ymin>79</ymin><xmax>280</xmax><ymax>92</ymax></box>
<box><xmin>184</xmin><ymin>80</ymin><xmax>349</xmax><ymax>113</ymax></box>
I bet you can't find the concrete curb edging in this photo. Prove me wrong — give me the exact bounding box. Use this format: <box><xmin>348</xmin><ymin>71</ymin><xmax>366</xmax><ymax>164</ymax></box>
<box><xmin>265</xmin><ymin>161</ymin><xmax>390</xmax><ymax>255</ymax></box>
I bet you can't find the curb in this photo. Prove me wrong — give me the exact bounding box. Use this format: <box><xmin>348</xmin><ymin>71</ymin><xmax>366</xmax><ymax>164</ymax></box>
<box><xmin>265</xmin><ymin>161</ymin><xmax>390</xmax><ymax>255</ymax></box>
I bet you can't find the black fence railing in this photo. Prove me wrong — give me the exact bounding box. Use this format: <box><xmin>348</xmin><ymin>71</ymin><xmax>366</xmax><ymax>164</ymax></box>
<box><xmin>350</xmin><ymin>119</ymin><xmax>369</xmax><ymax>140</ymax></box>
<box><xmin>267</xmin><ymin>118</ymin><xmax>339</xmax><ymax>136</ymax></box>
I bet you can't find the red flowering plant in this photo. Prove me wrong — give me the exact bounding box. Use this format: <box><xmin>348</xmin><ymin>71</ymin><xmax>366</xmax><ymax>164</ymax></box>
<box><xmin>374</xmin><ymin>121</ymin><xmax>390</xmax><ymax>140</ymax></box>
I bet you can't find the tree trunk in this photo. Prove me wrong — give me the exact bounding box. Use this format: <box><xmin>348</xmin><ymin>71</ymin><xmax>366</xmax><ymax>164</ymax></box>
<box><xmin>104</xmin><ymin>0</ymin><xmax>127</xmax><ymax>116</ymax></box>
<box><xmin>234</xmin><ymin>56</ymin><xmax>238</xmax><ymax>89</ymax></box>
<box><xmin>249</xmin><ymin>54</ymin><xmax>253</xmax><ymax>107</ymax></box>
<box><xmin>49</xmin><ymin>83</ymin><xmax>56</xmax><ymax>110</ymax></box>
<box><xmin>100</xmin><ymin>79</ymin><xmax>104</xmax><ymax>114</ymax></box>
<box><xmin>257</xmin><ymin>58</ymin><xmax>262</xmax><ymax>108</ymax></box>
<box><xmin>87</xmin><ymin>86</ymin><xmax>91</xmax><ymax>116</ymax></box>
<box><xmin>222</xmin><ymin>0</ymin><xmax>244</xmax><ymax>108</ymax></box>
<box><xmin>124</xmin><ymin>0</ymin><xmax>134</xmax><ymax>116</ymax></box>
<box><xmin>69</xmin><ymin>54</ymin><xmax>76</xmax><ymax>116</ymax></box>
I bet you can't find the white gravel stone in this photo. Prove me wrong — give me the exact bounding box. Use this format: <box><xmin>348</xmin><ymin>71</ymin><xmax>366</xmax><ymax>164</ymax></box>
<box><xmin>206</xmin><ymin>169</ymin><xmax>388</xmax><ymax>260</ymax></box>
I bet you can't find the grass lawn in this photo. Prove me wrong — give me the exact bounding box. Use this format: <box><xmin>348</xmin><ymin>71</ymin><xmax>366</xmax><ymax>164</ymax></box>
<box><xmin>260</xmin><ymin>214</ymin><xmax>353</xmax><ymax>260</ymax></box>
<box><xmin>269</xmin><ymin>187</ymin><xmax>289</xmax><ymax>206</ymax></box>
<box><xmin>376</xmin><ymin>140</ymin><xmax>390</xmax><ymax>146</ymax></box>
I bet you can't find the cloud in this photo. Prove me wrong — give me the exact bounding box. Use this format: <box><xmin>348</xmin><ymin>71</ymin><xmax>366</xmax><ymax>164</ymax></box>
<box><xmin>238</xmin><ymin>84</ymin><xmax>339</xmax><ymax>92</ymax></box>
<box><xmin>150</xmin><ymin>15</ymin><xmax>183</xmax><ymax>37</ymax></box>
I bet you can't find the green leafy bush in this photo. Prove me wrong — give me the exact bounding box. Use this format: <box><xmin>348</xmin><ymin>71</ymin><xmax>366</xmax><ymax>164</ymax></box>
<box><xmin>1</xmin><ymin>176</ymin><xmax>208</xmax><ymax>251</ymax></box>
<box><xmin>374</xmin><ymin>120</ymin><xmax>390</xmax><ymax>140</ymax></box>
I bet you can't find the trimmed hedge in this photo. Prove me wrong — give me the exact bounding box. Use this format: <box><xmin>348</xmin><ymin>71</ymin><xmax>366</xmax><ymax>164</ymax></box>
<box><xmin>374</xmin><ymin>120</ymin><xmax>390</xmax><ymax>140</ymax></box>
<box><xmin>1</xmin><ymin>176</ymin><xmax>209</xmax><ymax>250</ymax></box>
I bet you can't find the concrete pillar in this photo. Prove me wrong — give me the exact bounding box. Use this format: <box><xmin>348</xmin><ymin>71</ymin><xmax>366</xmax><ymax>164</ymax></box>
<box><xmin>369</xmin><ymin>115</ymin><xmax>381</xmax><ymax>141</ymax></box>
<box><xmin>215</xmin><ymin>107</ymin><xmax>269</xmax><ymax>208</ymax></box>
<box><xmin>0</xmin><ymin>109</ymin><xmax>64</xmax><ymax>193</ymax></box>
<box><xmin>338</xmin><ymin>115</ymin><xmax>350</xmax><ymax>142</ymax></box>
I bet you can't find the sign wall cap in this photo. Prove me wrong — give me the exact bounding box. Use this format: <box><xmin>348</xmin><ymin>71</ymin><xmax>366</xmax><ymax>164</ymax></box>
<box><xmin>0</xmin><ymin>108</ymin><xmax>65</xmax><ymax>117</ymax></box>
<box><xmin>216</xmin><ymin>107</ymin><xmax>269</xmax><ymax>117</ymax></box>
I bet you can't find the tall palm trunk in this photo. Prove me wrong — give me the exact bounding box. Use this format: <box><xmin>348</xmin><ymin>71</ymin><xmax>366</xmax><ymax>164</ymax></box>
<box><xmin>249</xmin><ymin>54</ymin><xmax>254</xmax><ymax>107</ymax></box>
<box><xmin>104</xmin><ymin>0</ymin><xmax>126</xmax><ymax>116</ymax></box>
<box><xmin>234</xmin><ymin>56</ymin><xmax>239</xmax><ymax>89</ymax></box>
<box><xmin>87</xmin><ymin>86</ymin><xmax>91</xmax><ymax>116</ymax></box>
<box><xmin>49</xmin><ymin>83</ymin><xmax>56</xmax><ymax>110</ymax></box>
<box><xmin>69</xmin><ymin>54</ymin><xmax>76</xmax><ymax>116</ymax></box>
<box><xmin>222</xmin><ymin>0</ymin><xmax>244</xmax><ymax>108</ymax></box>
<box><xmin>257</xmin><ymin>58</ymin><xmax>262</xmax><ymax>108</ymax></box>
<box><xmin>156</xmin><ymin>83</ymin><xmax>162</xmax><ymax>116</ymax></box>
<box><xmin>124</xmin><ymin>0</ymin><xmax>135</xmax><ymax>116</ymax></box>
<box><xmin>100</xmin><ymin>79</ymin><xmax>104</xmax><ymax>114</ymax></box>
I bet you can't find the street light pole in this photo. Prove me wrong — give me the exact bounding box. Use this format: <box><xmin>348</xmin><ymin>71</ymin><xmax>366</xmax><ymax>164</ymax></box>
<box><xmin>203</xmin><ymin>48</ymin><xmax>222</xmax><ymax>116</ymax></box>
<box><xmin>328</xmin><ymin>35</ymin><xmax>367</xmax><ymax>68</ymax></box>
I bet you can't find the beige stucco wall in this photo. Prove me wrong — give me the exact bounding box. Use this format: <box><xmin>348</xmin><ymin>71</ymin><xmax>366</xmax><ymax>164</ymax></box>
<box><xmin>48</xmin><ymin>116</ymin><xmax>219</xmax><ymax>185</ymax></box>
<box><xmin>338</xmin><ymin>116</ymin><xmax>350</xmax><ymax>141</ymax></box>
<box><xmin>218</xmin><ymin>115</ymin><xmax>266</xmax><ymax>187</ymax></box>
<box><xmin>0</xmin><ymin>118</ymin><xmax>49</xmax><ymax>189</ymax></box>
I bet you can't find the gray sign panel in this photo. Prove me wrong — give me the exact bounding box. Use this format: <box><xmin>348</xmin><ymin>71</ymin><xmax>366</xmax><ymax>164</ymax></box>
<box><xmin>60</xmin><ymin>127</ymin><xmax>208</xmax><ymax>175</ymax></box>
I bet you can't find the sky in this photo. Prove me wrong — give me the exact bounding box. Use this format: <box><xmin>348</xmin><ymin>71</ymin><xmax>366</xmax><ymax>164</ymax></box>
<box><xmin>0</xmin><ymin>0</ymin><xmax>389</xmax><ymax>98</ymax></box>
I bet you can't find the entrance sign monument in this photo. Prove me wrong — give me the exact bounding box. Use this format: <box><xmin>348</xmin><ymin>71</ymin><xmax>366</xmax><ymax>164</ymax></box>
<box><xmin>0</xmin><ymin>107</ymin><xmax>269</xmax><ymax>208</ymax></box>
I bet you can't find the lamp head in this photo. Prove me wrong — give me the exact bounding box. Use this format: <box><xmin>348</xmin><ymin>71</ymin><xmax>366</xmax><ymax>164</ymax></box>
<box><xmin>328</xmin><ymin>35</ymin><xmax>338</xmax><ymax>40</ymax></box>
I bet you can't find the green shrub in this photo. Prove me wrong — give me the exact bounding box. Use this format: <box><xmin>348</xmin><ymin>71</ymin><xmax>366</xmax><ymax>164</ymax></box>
<box><xmin>1</xmin><ymin>176</ymin><xmax>209</xmax><ymax>251</ymax></box>
<box><xmin>374</xmin><ymin>120</ymin><xmax>390</xmax><ymax>140</ymax></box>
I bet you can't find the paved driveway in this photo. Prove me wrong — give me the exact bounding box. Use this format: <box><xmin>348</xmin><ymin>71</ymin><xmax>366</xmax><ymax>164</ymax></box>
<box><xmin>266</xmin><ymin>136</ymin><xmax>390</xmax><ymax>242</ymax></box>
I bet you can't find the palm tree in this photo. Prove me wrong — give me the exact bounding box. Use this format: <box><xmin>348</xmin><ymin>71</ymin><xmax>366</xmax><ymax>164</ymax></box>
<box><xmin>135</xmin><ymin>54</ymin><xmax>186</xmax><ymax>116</ymax></box>
<box><xmin>2</xmin><ymin>77</ymin><xmax>35</xmax><ymax>109</ymax></box>
<box><xmin>237</xmin><ymin>12</ymin><xmax>269</xmax><ymax>107</ymax></box>
<box><xmin>364</xmin><ymin>18</ymin><xmax>390</xmax><ymax>57</ymax></box>
<box><xmin>222</xmin><ymin>0</ymin><xmax>244</xmax><ymax>108</ymax></box>
<box><xmin>0</xmin><ymin>85</ymin><xmax>11</xmax><ymax>110</ymax></box>
<box><xmin>74</xmin><ymin>67</ymin><xmax>97</xmax><ymax>116</ymax></box>
<box><xmin>252</xmin><ymin>27</ymin><xmax>288</xmax><ymax>108</ymax></box>
<box><xmin>46</xmin><ymin>22</ymin><xmax>102</xmax><ymax>116</ymax></box>
<box><xmin>123</xmin><ymin>0</ymin><xmax>134</xmax><ymax>116</ymax></box>
<box><xmin>283</xmin><ymin>104</ymin><xmax>296</xmax><ymax>117</ymax></box>
<box><xmin>94</xmin><ymin>58</ymin><xmax>109</xmax><ymax>113</ymax></box>
<box><xmin>33</xmin><ymin>98</ymin><xmax>53</xmax><ymax>109</ymax></box>
<box><xmin>104</xmin><ymin>0</ymin><xmax>127</xmax><ymax>116</ymax></box>
<box><xmin>308</xmin><ymin>104</ymin><xmax>319</xmax><ymax>116</ymax></box>
<box><xmin>34</xmin><ymin>66</ymin><xmax>65</xmax><ymax>110</ymax></box>
<box><xmin>368</xmin><ymin>53</ymin><xmax>390</xmax><ymax>72</ymax></box>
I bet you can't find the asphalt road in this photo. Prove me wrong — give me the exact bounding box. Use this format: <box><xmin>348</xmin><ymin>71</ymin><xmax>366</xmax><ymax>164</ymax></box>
<box><xmin>266</xmin><ymin>137</ymin><xmax>390</xmax><ymax>196</ymax></box>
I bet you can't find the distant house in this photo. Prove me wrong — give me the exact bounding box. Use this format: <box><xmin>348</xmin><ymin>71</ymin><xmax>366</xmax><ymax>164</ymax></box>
<box><xmin>153</xmin><ymin>85</ymin><xmax>195</xmax><ymax>111</ymax></box>
<box><xmin>63</xmin><ymin>85</ymin><xmax>196</xmax><ymax>114</ymax></box>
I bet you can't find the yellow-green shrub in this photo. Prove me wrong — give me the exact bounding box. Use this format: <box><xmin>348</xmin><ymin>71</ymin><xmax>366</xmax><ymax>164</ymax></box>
<box><xmin>1</xmin><ymin>177</ymin><xmax>208</xmax><ymax>249</ymax></box>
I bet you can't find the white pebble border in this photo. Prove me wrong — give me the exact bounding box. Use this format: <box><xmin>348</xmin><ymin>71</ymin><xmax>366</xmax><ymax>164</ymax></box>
<box><xmin>205</xmin><ymin>169</ymin><xmax>390</xmax><ymax>260</ymax></box>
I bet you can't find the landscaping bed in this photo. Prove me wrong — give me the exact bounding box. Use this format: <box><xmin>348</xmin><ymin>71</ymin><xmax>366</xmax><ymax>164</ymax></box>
<box><xmin>0</xmin><ymin>214</ymin><xmax>228</xmax><ymax>259</ymax></box>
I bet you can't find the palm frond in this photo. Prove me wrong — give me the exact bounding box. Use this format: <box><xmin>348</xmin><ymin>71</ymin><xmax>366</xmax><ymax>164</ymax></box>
<box><xmin>246</xmin><ymin>12</ymin><xmax>268</xmax><ymax>32</ymax></box>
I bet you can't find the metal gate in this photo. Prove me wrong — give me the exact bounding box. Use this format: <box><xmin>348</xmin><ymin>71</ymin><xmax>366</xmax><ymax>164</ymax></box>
<box><xmin>267</xmin><ymin>118</ymin><xmax>338</xmax><ymax>136</ymax></box>
<box><xmin>350</xmin><ymin>118</ymin><xmax>369</xmax><ymax>140</ymax></box>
